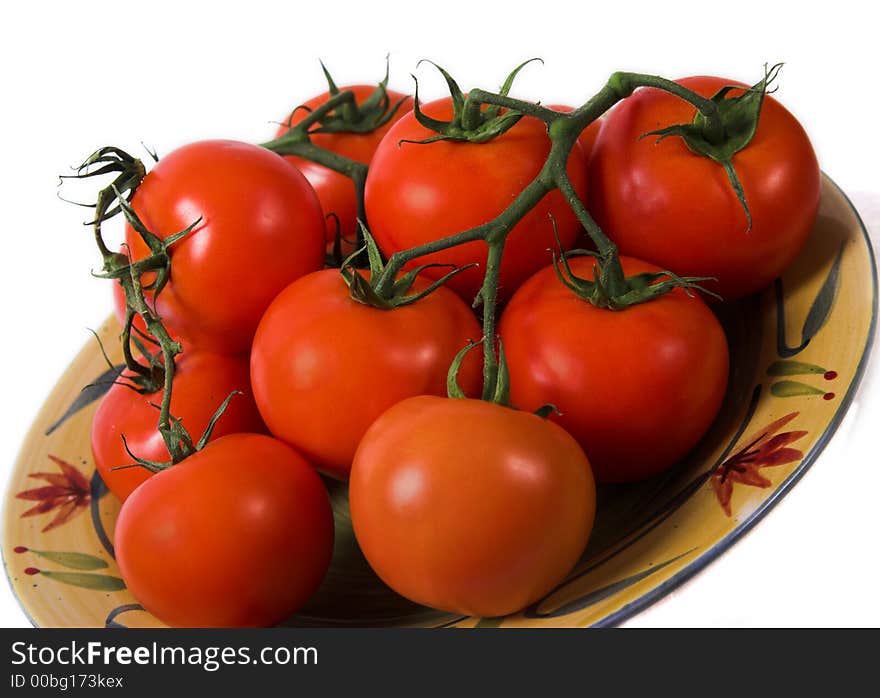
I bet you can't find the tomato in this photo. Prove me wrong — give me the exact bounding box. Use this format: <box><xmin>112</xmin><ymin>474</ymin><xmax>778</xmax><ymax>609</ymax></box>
<box><xmin>276</xmin><ymin>85</ymin><xmax>412</xmax><ymax>247</ymax></box>
<box><xmin>115</xmin><ymin>433</ymin><xmax>333</xmax><ymax>627</ymax></box>
<box><xmin>588</xmin><ymin>76</ymin><xmax>820</xmax><ymax>300</ymax></box>
<box><xmin>349</xmin><ymin>396</ymin><xmax>595</xmax><ymax>617</ymax></box>
<box><xmin>91</xmin><ymin>351</ymin><xmax>266</xmax><ymax>501</ymax></box>
<box><xmin>499</xmin><ymin>255</ymin><xmax>729</xmax><ymax>483</ymax></box>
<box><xmin>365</xmin><ymin>96</ymin><xmax>589</xmax><ymax>302</ymax></box>
<box><xmin>125</xmin><ymin>139</ymin><xmax>325</xmax><ymax>355</ymax></box>
<box><xmin>249</xmin><ymin>269</ymin><xmax>482</xmax><ymax>479</ymax></box>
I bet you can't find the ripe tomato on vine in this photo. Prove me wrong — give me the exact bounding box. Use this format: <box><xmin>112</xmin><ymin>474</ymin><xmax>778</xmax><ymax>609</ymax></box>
<box><xmin>365</xmin><ymin>95</ymin><xmax>589</xmax><ymax>303</ymax></box>
<box><xmin>589</xmin><ymin>69</ymin><xmax>820</xmax><ymax>300</ymax></box>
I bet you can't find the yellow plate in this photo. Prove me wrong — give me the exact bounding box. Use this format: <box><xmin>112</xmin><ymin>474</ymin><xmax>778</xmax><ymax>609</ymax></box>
<box><xmin>2</xmin><ymin>176</ymin><xmax>876</xmax><ymax>628</ymax></box>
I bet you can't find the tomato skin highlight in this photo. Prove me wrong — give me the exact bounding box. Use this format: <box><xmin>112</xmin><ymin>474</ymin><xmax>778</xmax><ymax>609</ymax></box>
<box><xmin>349</xmin><ymin>396</ymin><xmax>595</xmax><ymax>617</ymax></box>
<box><xmin>249</xmin><ymin>269</ymin><xmax>483</xmax><ymax>479</ymax></box>
<box><xmin>365</xmin><ymin>96</ymin><xmax>589</xmax><ymax>303</ymax></box>
<box><xmin>588</xmin><ymin>76</ymin><xmax>820</xmax><ymax>300</ymax></box>
<box><xmin>90</xmin><ymin>351</ymin><xmax>266</xmax><ymax>502</ymax></box>
<box><xmin>125</xmin><ymin>139</ymin><xmax>325</xmax><ymax>355</ymax></box>
<box><xmin>499</xmin><ymin>255</ymin><xmax>729</xmax><ymax>484</ymax></box>
<box><xmin>115</xmin><ymin>433</ymin><xmax>334</xmax><ymax>628</ymax></box>
<box><xmin>276</xmin><ymin>85</ymin><xmax>413</xmax><ymax>244</ymax></box>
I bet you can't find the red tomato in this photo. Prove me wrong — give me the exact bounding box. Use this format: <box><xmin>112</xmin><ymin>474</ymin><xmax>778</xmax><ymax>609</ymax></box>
<box><xmin>499</xmin><ymin>255</ymin><xmax>729</xmax><ymax>483</ymax></box>
<box><xmin>588</xmin><ymin>76</ymin><xmax>820</xmax><ymax>299</ymax></box>
<box><xmin>349</xmin><ymin>396</ymin><xmax>596</xmax><ymax>617</ymax></box>
<box><xmin>276</xmin><ymin>85</ymin><xmax>412</xmax><ymax>245</ymax></box>
<box><xmin>125</xmin><ymin>140</ymin><xmax>325</xmax><ymax>355</ymax></box>
<box><xmin>91</xmin><ymin>351</ymin><xmax>266</xmax><ymax>501</ymax></box>
<box><xmin>115</xmin><ymin>433</ymin><xmax>334</xmax><ymax>627</ymax></box>
<box><xmin>365</xmin><ymin>97</ymin><xmax>589</xmax><ymax>303</ymax></box>
<box><xmin>249</xmin><ymin>269</ymin><xmax>482</xmax><ymax>479</ymax></box>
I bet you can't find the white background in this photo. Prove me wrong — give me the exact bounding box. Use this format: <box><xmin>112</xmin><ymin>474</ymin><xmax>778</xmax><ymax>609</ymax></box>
<box><xmin>1</xmin><ymin>0</ymin><xmax>877</xmax><ymax>627</ymax></box>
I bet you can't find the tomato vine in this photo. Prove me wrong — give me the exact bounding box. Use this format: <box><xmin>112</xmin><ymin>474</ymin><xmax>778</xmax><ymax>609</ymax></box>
<box><xmin>68</xmin><ymin>59</ymin><xmax>776</xmax><ymax>462</ymax></box>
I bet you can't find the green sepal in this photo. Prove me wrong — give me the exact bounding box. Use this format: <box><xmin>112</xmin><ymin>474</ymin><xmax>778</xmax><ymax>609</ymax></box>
<box><xmin>118</xmin><ymin>390</ymin><xmax>242</xmax><ymax>472</ymax></box>
<box><xmin>319</xmin><ymin>59</ymin><xmax>340</xmax><ymax>96</ymax></box>
<box><xmin>118</xmin><ymin>433</ymin><xmax>170</xmax><ymax>473</ymax></box>
<box><xmin>392</xmin><ymin>263</ymin><xmax>454</xmax><ymax>296</ymax></box>
<box><xmin>195</xmin><ymin>391</ymin><xmax>241</xmax><ymax>450</ymax></box>
<box><xmin>486</xmin><ymin>58</ymin><xmax>543</xmax><ymax>120</ymax></box>
<box><xmin>492</xmin><ymin>341</ymin><xmax>511</xmax><ymax>407</ymax></box>
<box><xmin>552</xmin><ymin>248</ymin><xmax>721</xmax><ymax>310</ymax></box>
<box><xmin>341</xmin><ymin>224</ymin><xmax>476</xmax><ymax>309</ymax></box>
<box><xmin>403</xmin><ymin>59</ymin><xmax>540</xmax><ymax>145</ymax></box>
<box><xmin>446</xmin><ymin>341</ymin><xmax>481</xmax><ymax>400</ymax></box>
<box><xmin>642</xmin><ymin>63</ymin><xmax>783</xmax><ymax>230</ymax></box>
<box><xmin>417</xmin><ymin>60</ymin><xmax>466</xmax><ymax>122</ymax></box>
<box><xmin>306</xmin><ymin>57</ymin><xmax>410</xmax><ymax>136</ymax></box>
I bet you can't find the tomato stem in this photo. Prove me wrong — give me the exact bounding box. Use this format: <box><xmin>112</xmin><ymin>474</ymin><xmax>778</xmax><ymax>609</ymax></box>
<box><xmin>65</xmin><ymin>148</ymin><xmax>233</xmax><ymax>469</ymax></box>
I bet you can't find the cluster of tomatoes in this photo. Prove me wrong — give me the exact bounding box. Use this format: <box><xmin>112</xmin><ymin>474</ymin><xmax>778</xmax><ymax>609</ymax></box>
<box><xmin>86</xmin><ymin>65</ymin><xmax>820</xmax><ymax>627</ymax></box>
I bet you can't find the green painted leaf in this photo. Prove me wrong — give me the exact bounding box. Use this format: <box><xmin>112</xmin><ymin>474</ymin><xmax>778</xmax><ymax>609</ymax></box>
<box><xmin>801</xmin><ymin>244</ymin><xmax>845</xmax><ymax>345</ymax></box>
<box><xmin>30</xmin><ymin>550</ymin><xmax>108</xmax><ymax>570</ymax></box>
<box><xmin>39</xmin><ymin>571</ymin><xmax>125</xmax><ymax>591</ymax></box>
<box><xmin>767</xmin><ymin>360</ymin><xmax>827</xmax><ymax>377</ymax></box>
<box><xmin>45</xmin><ymin>364</ymin><xmax>125</xmax><ymax>435</ymax></box>
<box><xmin>770</xmin><ymin>380</ymin><xmax>825</xmax><ymax>398</ymax></box>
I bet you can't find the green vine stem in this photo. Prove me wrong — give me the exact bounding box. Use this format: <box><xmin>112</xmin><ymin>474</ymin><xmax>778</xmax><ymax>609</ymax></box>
<box><xmin>371</xmin><ymin>70</ymin><xmax>731</xmax><ymax>399</ymax></box>
<box><xmin>68</xmin><ymin>149</ymin><xmax>207</xmax><ymax>467</ymax></box>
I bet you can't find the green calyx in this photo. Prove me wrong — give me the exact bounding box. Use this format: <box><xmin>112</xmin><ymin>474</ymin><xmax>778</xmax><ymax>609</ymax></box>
<box><xmin>118</xmin><ymin>391</ymin><xmax>242</xmax><ymax>473</ymax></box>
<box><xmin>404</xmin><ymin>58</ymin><xmax>542</xmax><ymax>145</ymax></box>
<box><xmin>289</xmin><ymin>58</ymin><xmax>409</xmax><ymax>137</ymax></box>
<box><xmin>552</xmin><ymin>248</ymin><xmax>720</xmax><ymax>310</ymax></box>
<box><xmin>642</xmin><ymin>63</ymin><xmax>783</xmax><ymax>230</ymax></box>
<box><xmin>341</xmin><ymin>225</ymin><xmax>475</xmax><ymax>309</ymax></box>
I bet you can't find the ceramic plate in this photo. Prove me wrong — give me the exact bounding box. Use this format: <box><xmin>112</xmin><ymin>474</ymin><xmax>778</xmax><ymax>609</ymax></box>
<box><xmin>2</xmin><ymin>175</ymin><xmax>876</xmax><ymax>628</ymax></box>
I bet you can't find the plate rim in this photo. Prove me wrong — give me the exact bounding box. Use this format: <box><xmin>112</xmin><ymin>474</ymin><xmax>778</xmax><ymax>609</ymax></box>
<box><xmin>2</xmin><ymin>174</ymin><xmax>876</xmax><ymax>629</ymax></box>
